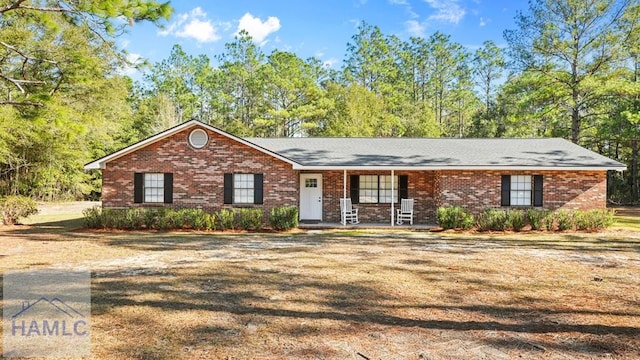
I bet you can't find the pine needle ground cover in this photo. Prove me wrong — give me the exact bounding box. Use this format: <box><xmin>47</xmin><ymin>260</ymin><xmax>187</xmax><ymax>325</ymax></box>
<box><xmin>0</xmin><ymin>208</ymin><xmax>638</xmax><ymax>359</ymax></box>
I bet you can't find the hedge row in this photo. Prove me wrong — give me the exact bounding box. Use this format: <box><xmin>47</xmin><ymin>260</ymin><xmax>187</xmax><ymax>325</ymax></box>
<box><xmin>83</xmin><ymin>206</ymin><xmax>299</xmax><ymax>231</ymax></box>
<box><xmin>437</xmin><ymin>206</ymin><xmax>615</xmax><ymax>232</ymax></box>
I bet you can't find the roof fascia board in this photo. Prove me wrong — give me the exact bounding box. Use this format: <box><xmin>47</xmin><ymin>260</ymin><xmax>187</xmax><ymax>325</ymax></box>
<box><xmin>84</xmin><ymin>120</ymin><xmax>301</xmax><ymax>169</ymax></box>
<box><xmin>292</xmin><ymin>165</ymin><xmax>627</xmax><ymax>171</ymax></box>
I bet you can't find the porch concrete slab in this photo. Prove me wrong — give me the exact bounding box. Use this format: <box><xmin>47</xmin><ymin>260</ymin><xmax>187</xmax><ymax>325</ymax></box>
<box><xmin>298</xmin><ymin>222</ymin><xmax>437</xmax><ymax>230</ymax></box>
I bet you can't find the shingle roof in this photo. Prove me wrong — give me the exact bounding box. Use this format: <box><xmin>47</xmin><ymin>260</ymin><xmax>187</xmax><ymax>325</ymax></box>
<box><xmin>246</xmin><ymin>137</ymin><xmax>626</xmax><ymax>170</ymax></box>
<box><xmin>84</xmin><ymin>120</ymin><xmax>626</xmax><ymax>171</ymax></box>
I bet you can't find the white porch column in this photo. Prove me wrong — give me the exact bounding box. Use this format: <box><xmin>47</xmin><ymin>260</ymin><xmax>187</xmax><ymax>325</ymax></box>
<box><xmin>343</xmin><ymin>169</ymin><xmax>347</xmax><ymax>226</ymax></box>
<box><xmin>391</xmin><ymin>169</ymin><xmax>395</xmax><ymax>226</ymax></box>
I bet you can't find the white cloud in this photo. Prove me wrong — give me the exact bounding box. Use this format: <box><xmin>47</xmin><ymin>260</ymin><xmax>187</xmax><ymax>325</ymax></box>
<box><xmin>390</xmin><ymin>0</ymin><xmax>419</xmax><ymax>19</ymax></box>
<box><xmin>158</xmin><ymin>7</ymin><xmax>221</xmax><ymax>43</ymax></box>
<box><xmin>424</xmin><ymin>0</ymin><xmax>466</xmax><ymax>24</ymax></box>
<box><xmin>479</xmin><ymin>16</ymin><xmax>486</xmax><ymax>27</ymax></box>
<box><xmin>237</xmin><ymin>13</ymin><xmax>281</xmax><ymax>45</ymax></box>
<box><xmin>405</xmin><ymin>19</ymin><xmax>427</xmax><ymax>37</ymax></box>
<box><xmin>177</xmin><ymin>18</ymin><xmax>219</xmax><ymax>42</ymax></box>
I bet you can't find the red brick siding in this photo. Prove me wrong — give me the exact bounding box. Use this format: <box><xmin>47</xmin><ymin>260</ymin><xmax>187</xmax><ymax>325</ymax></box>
<box><xmin>102</xmin><ymin>126</ymin><xmax>299</xmax><ymax>213</ymax></box>
<box><xmin>438</xmin><ymin>170</ymin><xmax>607</xmax><ymax>214</ymax></box>
<box><xmin>319</xmin><ymin>170</ymin><xmax>437</xmax><ymax>223</ymax></box>
<box><xmin>101</xmin><ymin>128</ymin><xmax>608</xmax><ymax>225</ymax></box>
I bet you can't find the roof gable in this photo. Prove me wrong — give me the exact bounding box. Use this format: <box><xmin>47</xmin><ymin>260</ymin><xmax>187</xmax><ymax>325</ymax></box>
<box><xmin>84</xmin><ymin>120</ymin><xmax>300</xmax><ymax>170</ymax></box>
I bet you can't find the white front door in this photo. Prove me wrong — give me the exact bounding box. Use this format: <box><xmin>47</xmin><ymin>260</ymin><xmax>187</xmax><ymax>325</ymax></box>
<box><xmin>300</xmin><ymin>174</ymin><xmax>323</xmax><ymax>220</ymax></box>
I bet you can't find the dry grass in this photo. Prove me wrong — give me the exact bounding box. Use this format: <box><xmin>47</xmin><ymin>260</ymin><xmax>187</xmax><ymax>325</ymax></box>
<box><xmin>0</xmin><ymin>204</ymin><xmax>639</xmax><ymax>359</ymax></box>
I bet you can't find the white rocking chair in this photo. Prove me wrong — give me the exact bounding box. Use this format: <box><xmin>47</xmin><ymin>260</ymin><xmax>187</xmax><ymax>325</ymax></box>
<box><xmin>396</xmin><ymin>198</ymin><xmax>414</xmax><ymax>225</ymax></box>
<box><xmin>340</xmin><ymin>198</ymin><xmax>359</xmax><ymax>224</ymax></box>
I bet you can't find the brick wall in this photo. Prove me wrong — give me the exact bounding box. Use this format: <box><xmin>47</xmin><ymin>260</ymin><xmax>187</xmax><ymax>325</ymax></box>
<box><xmin>438</xmin><ymin>170</ymin><xmax>607</xmax><ymax>214</ymax></box>
<box><xmin>102</xmin><ymin>126</ymin><xmax>298</xmax><ymax>213</ymax></box>
<box><xmin>320</xmin><ymin>170</ymin><xmax>437</xmax><ymax>223</ymax></box>
<box><xmin>101</xmin><ymin>127</ymin><xmax>609</xmax><ymax>225</ymax></box>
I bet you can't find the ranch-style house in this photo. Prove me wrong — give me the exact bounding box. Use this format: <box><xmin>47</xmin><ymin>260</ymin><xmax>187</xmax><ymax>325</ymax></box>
<box><xmin>85</xmin><ymin>120</ymin><xmax>626</xmax><ymax>225</ymax></box>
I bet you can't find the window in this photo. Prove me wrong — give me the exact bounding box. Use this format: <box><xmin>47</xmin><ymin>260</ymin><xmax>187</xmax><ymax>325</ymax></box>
<box><xmin>501</xmin><ymin>175</ymin><xmax>543</xmax><ymax>207</ymax></box>
<box><xmin>351</xmin><ymin>175</ymin><xmax>406</xmax><ymax>204</ymax></box>
<box><xmin>188</xmin><ymin>128</ymin><xmax>208</xmax><ymax>148</ymax></box>
<box><xmin>144</xmin><ymin>173</ymin><xmax>164</xmax><ymax>203</ymax></box>
<box><xmin>305</xmin><ymin>178</ymin><xmax>318</xmax><ymax>188</ymax></box>
<box><xmin>379</xmin><ymin>175</ymin><xmax>397</xmax><ymax>203</ymax></box>
<box><xmin>510</xmin><ymin>175</ymin><xmax>531</xmax><ymax>206</ymax></box>
<box><xmin>359</xmin><ymin>175</ymin><xmax>380</xmax><ymax>203</ymax></box>
<box><xmin>134</xmin><ymin>173</ymin><xmax>173</xmax><ymax>204</ymax></box>
<box><xmin>233</xmin><ymin>174</ymin><xmax>254</xmax><ymax>204</ymax></box>
<box><xmin>224</xmin><ymin>173</ymin><xmax>264</xmax><ymax>205</ymax></box>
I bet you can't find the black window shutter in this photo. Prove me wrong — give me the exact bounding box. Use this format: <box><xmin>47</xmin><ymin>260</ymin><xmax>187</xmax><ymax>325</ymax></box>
<box><xmin>134</xmin><ymin>173</ymin><xmax>143</xmax><ymax>203</ymax></box>
<box><xmin>501</xmin><ymin>175</ymin><xmax>511</xmax><ymax>206</ymax></box>
<box><xmin>399</xmin><ymin>175</ymin><xmax>409</xmax><ymax>199</ymax></box>
<box><xmin>224</xmin><ymin>173</ymin><xmax>233</xmax><ymax>204</ymax></box>
<box><xmin>350</xmin><ymin>175</ymin><xmax>359</xmax><ymax>204</ymax></box>
<box><xmin>254</xmin><ymin>174</ymin><xmax>264</xmax><ymax>204</ymax></box>
<box><xmin>164</xmin><ymin>173</ymin><xmax>173</xmax><ymax>204</ymax></box>
<box><xmin>533</xmin><ymin>175</ymin><xmax>543</xmax><ymax>207</ymax></box>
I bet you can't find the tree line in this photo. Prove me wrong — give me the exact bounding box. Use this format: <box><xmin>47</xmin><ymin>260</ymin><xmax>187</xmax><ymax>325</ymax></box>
<box><xmin>1</xmin><ymin>0</ymin><xmax>639</xmax><ymax>203</ymax></box>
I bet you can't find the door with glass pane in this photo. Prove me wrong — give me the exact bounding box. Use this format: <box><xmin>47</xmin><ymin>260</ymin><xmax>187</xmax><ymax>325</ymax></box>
<box><xmin>299</xmin><ymin>174</ymin><xmax>322</xmax><ymax>220</ymax></box>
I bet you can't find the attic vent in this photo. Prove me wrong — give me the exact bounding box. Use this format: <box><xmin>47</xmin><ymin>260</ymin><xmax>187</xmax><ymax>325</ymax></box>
<box><xmin>189</xmin><ymin>129</ymin><xmax>208</xmax><ymax>149</ymax></box>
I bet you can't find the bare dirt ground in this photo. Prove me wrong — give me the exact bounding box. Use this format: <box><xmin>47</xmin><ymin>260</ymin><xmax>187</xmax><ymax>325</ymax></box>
<box><xmin>0</xmin><ymin>203</ymin><xmax>639</xmax><ymax>359</ymax></box>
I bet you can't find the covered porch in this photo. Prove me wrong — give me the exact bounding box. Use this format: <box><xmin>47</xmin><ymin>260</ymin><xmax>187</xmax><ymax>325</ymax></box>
<box><xmin>298</xmin><ymin>169</ymin><xmax>438</xmax><ymax>226</ymax></box>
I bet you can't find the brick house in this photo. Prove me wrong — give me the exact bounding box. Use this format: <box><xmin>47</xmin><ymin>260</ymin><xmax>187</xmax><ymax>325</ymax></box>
<box><xmin>85</xmin><ymin>120</ymin><xmax>626</xmax><ymax>225</ymax></box>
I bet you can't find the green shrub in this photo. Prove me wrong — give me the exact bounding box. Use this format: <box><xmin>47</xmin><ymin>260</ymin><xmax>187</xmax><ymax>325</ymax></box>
<box><xmin>83</xmin><ymin>205</ymin><xmax>105</xmax><ymax>228</ymax></box>
<box><xmin>148</xmin><ymin>208</ymin><xmax>176</xmax><ymax>231</ymax></box>
<box><xmin>167</xmin><ymin>209</ymin><xmax>186</xmax><ymax>230</ymax></box>
<box><xmin>436</xmin><ymin>206</ymin><xmax>474</xmax><ymax>230</ymax></box>
<box><xmin>544</xmin><ymin>211</ymin><xmax>556</xmax><ymax>231</ymax></box>
<box><xmin>101</xmin><ymin>209</ymin><xmax>121</xmax><ymax>229</ymax></box>
<box><xmin>141</xmin><ymin>208</ymin><xmax>158</xmax><ymax>229</ymax></box>
<box><xmin>179</xmin><ymin>208</ymin><xmax>214</xmax><ymax>230</ymax></box>
<box><xmin>574</xmin><ymin>209</ymin><xmax>615</xmax><ymax>231</ymax></box>
<box><xmin>476</xmin><ymin>208</ymin><xmax>509</xmax><ymax>231</ymax></box>
<box><xmin>269</xmin><ymin>206</ymin><xmax>299</xmax><ymax>231</ymax></box>
<box><xmin>527</xmin><ymin>209</ymin><xmax>551</xmax><ymax>230</ymax></box>
<box><xmin>216</xmin><ymin>209</ymin><xmax>237</xmax><ymax>230</ymax></box>
<box><xmin>556</xmin><ymin>210</ymin><xmax>574</xmax><ymax>231</ymax></box>
<box><xmin>236</xmin><ymin>208</ymin><xmax>263</xmax><ymax>230</ymax></box>
<box><xmin>595</xmin><ymin>209</ymin><xmax>615</xmax><ymax>230</ymax></box>
<box><xmin>573</xmin><ymin>211</ymin><xmax>587</xmax><ymax>231</ymax></box>
<box><xmin>125</xmin><ymin>208</ymin><xmax>144</xmax><ymax>229</ymax></box>
<box><xmin>507</xmin><ymin>209</ymin><xmax>526</xmax><ymax>231</ymax></box>
<box><xmin>0</xmin><ymin>195</ymin><xmax>39</xmax><ymax>225</ymax></box>
<box><xmin>100</xmin><ymin>208</ymin><xmax>140</xmax><ymax>229</ymax></box>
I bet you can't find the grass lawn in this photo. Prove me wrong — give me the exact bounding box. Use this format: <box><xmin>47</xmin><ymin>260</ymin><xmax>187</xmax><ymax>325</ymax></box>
<box><xmin>0</xmin><ymin>203</ymin><xmax>639</xmax><ymax>359</ymax></box>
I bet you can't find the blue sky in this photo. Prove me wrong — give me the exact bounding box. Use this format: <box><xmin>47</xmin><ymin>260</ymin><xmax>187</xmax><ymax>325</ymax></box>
<box><xmin>121</xmin><ymin>0</ymin><xmax>527</xmax><ymax>75</ymax></box>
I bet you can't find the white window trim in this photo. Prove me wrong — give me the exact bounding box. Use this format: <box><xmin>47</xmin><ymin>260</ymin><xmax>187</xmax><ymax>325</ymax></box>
<box><xmin>144</xmin><ymin>173</ymin><xmax>164</xmax><ymax>203</ymax></box>
<box><xmin>188</xmin><ymin>128</ymin><xmax>209</xmax><ymax>149</ymax></box>
<box><xmin>233</xmin><ymin>174</ymin><xmax>254</xmax><ymax>204</ymax></box>
<box><xmin>510</xmin><ymin>175</ymin><xmax>532</xmax><ymax>207</ymax></box>
<box><xmin>358</xmin><ymin>175</ymin><xmax>398</xmax><ymax>204</ymax></box>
